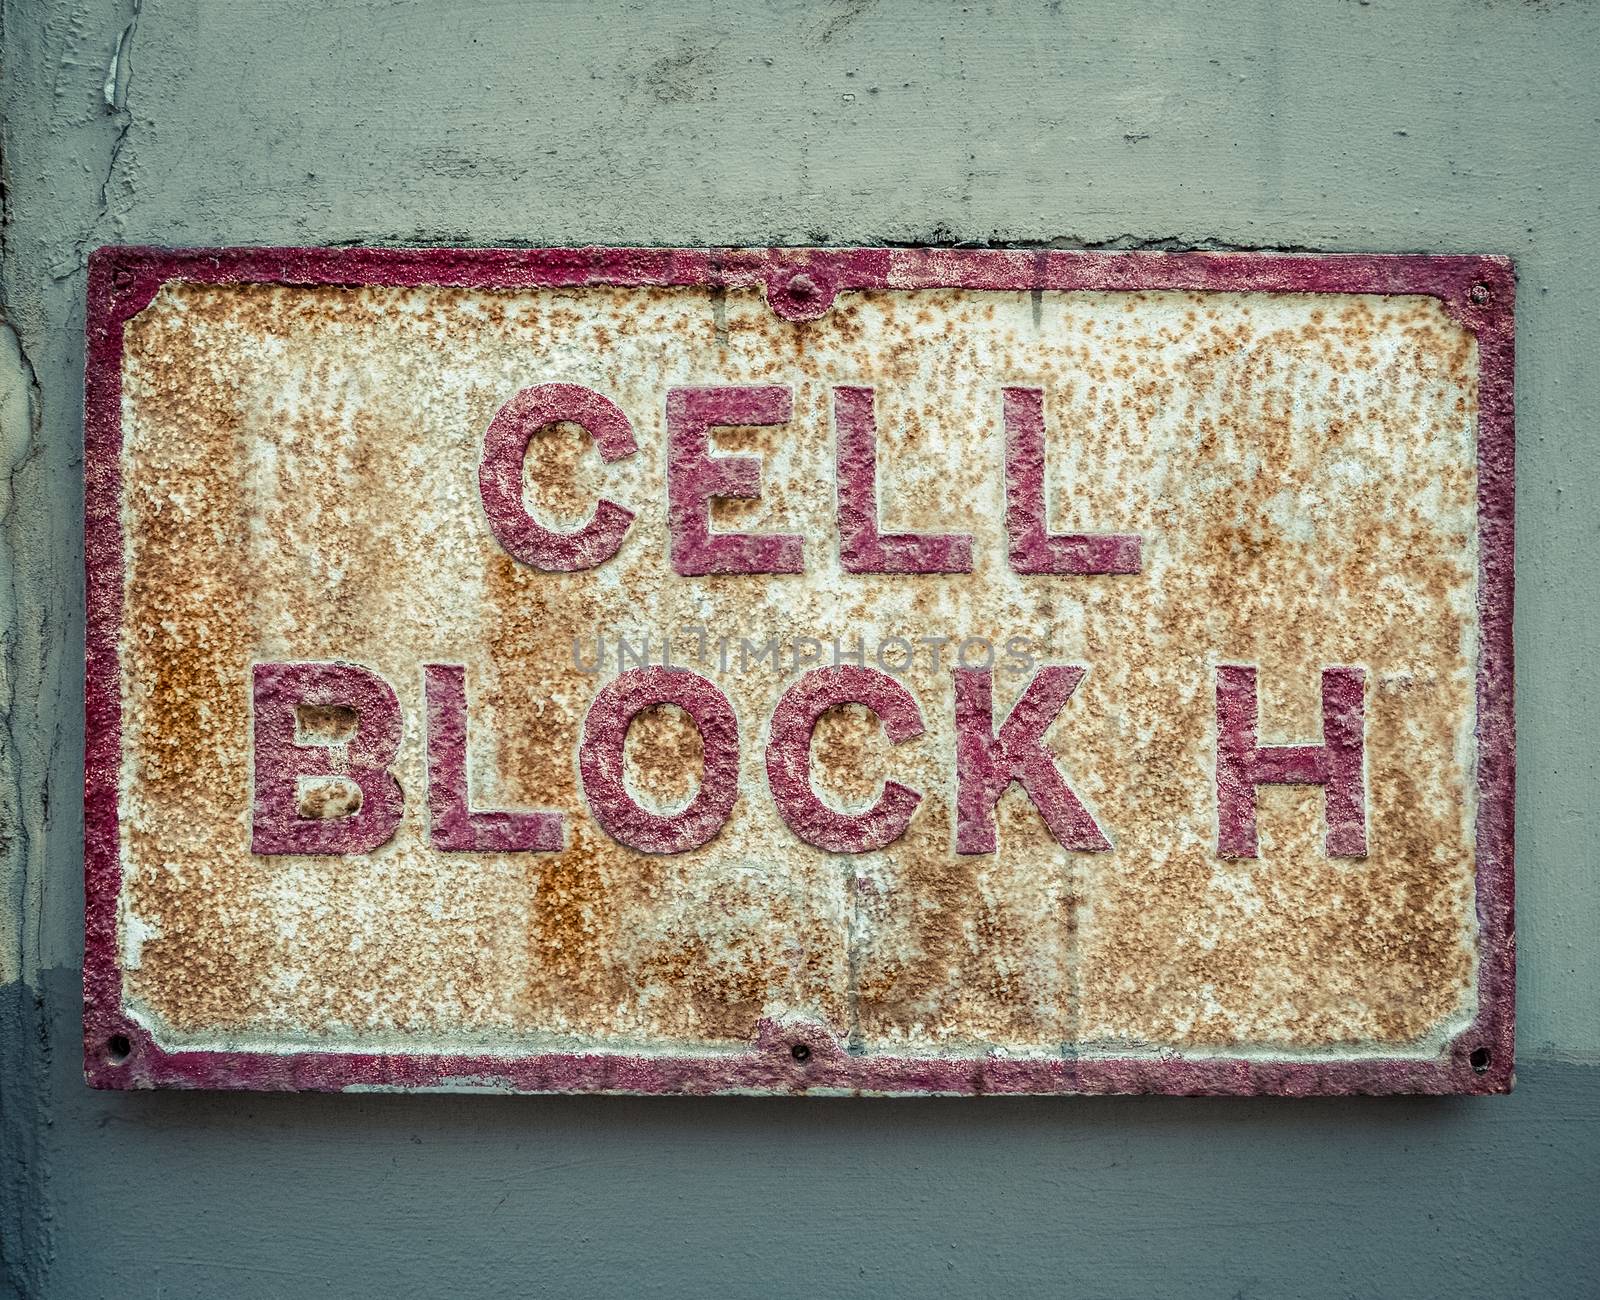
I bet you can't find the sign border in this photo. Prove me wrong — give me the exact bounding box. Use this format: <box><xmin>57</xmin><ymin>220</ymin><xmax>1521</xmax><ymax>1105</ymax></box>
<box><xmin>83</xmin><ymin>246</ymin><xmax>1516</xmax><ymax>1095</ymax></box>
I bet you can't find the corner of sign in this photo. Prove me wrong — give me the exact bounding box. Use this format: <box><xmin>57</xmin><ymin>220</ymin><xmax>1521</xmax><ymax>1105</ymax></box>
<box><xmin>1472</xmin><ymin>252</ymin><xmax>1518</xmax><ymax>298</ymax></box>
<box><xmin>88</xmin><ymin>241</ymin><xmax>156</xmax><ymax>279</ymax></box>
<box><xmin>1451</xmin><ymin>1017</ymin><xmax>1515</xmax><ymax>1096</ymax></box>
<box><xmin>1438</xmin><ymin>254</ymin><xmax>1516</xmax><ymax>336</ymax></box>
<box><xmin>82</xmin><ymin>1010</ymin><xmax>151</xmax><ymax>1090</ymax></box>
<box><xmin>88</xmin><ymin>244</ymin><xmax>172</xmax><ymax>326</ymax></box>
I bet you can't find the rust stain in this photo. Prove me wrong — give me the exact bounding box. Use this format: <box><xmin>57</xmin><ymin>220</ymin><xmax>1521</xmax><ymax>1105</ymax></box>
<box><xmin>115</xmin><ymin>282</ymin><xmax>1479</xmax><ymax>1059</ymax></box>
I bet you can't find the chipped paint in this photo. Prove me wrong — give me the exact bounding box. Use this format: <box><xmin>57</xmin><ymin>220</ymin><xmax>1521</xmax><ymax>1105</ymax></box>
<box><xmin>83</xmin><ymin>247</ymin><xmax>1514</xmax><ymax>1095</ymax></box>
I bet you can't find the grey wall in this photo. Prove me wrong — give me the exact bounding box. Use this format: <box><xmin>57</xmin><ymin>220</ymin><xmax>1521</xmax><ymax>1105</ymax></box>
<box><xmin>2</xmin><ymin>1</ymin><xmax>1597</xmax><ymax>1296</ymax></box>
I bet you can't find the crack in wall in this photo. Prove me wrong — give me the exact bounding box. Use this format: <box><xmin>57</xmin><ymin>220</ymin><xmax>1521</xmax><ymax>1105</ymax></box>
<box><xmin>0</xmin><ymin>322</ymin><xmax>40</xmax><ymax>992</ymax></box>
<box><xmin>51</xmin><ymin>0</ymin><xmax>140</xmax><ymax>281</ymax></box>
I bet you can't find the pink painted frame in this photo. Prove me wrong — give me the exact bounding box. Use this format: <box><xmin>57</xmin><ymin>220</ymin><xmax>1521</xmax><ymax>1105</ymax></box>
<box><xmin>83</xmin><ymin>245</ymin><xmax>1516</xmax><ymax>1096</ymax></box>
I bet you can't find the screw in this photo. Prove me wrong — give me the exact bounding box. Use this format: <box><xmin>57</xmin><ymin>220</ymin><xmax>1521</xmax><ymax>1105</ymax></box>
<box><xmin>1469</xmin><ymin>283</ymin><xmax>1490</xmax><ymax>306</ymax></box>
<box><xmin>788</xmin><ymin>273</ymin><xmax>818</xmax><ymax>302</ymax></box>
<box><xmin>113</xmin><ymin>268</ymin><xmax>134</xmax><ymax>289</ymax></box>
<box><xmin>790</xmin><ymin>1042</ymin><xmax>811</xmax><ymax>1063</ymax></box>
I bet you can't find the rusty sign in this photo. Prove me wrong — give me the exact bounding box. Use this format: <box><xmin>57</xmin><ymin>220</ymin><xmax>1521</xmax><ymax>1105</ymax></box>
<box><xmin>83</xmin><ymin>247</ymin><xmax>1515</xmax><ymax>1095</ymax></box>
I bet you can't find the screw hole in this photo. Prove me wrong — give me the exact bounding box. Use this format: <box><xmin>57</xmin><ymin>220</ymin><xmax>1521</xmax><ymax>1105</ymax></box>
<box><xmin>1470</xmin><ymin>1046</ymin><xmax>1491</xmax><ymax>1074</ymax></box>
<box><xmin>106</xmin><ymin>1034</ymin><xmax>132</xmax><ymax>1064</ymax></box>
<box><xmin>1469</xmin><ymin>283</ymin><xmax>1490</xmax><ymax>305</ymax></box>
<box><xmin>790</xmin><ymin>1042</ymin><xmax>811</xmax><ymax>1063</ymax></box>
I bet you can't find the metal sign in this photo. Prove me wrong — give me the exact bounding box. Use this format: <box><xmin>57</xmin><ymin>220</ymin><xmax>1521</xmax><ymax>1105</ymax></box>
<box><xmin>84</xmin><ymin>247</ymin><xmax>1515</xmax><ymax>1095</ymax></box>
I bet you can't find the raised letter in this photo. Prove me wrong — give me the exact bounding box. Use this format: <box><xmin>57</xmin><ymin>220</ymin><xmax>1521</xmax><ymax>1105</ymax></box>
<box><xmin>667</xmin><ymin>386</ymin><xmax>804</xmax><ymax>575</ymax></box>
<box><xmin>766</xmin><ymin>666</ymin><xmax>925</xmax><ymax>853</ymax></box>
<box><xmin>954</xmin><ymin>667</ymin><xmax>1110</xmax><ymax>854</ymax></box>
<box><xmin>1002</xmin><ymin>387</ymin><xmax>1141</xmax><ymax>575</ymax></box>
<box><xmin>579</xmin><ymin>667</ymin><xmax>739</xmax><ymax>853</ymax></box>
<box><xmin>252</xmin><ymin>662</ymin><xmax>404</xmax><ymax>854</ymax></box>
<box><xmin>1215</xmin><ymin>665</ymin><xmax>1367</xmax><ymax>859</ymax></box>
<box><xmin>478</xmin><ymin>383</ymin><xmax>638</xmax><ymax>571</ymax></box>
<box><xmin>425</xmin><ymin>664</ymin><xmax>564</xmax><ymax>852</ymax></box>
<box><xmin>834</xmin><ymin>386</ymin><xmax>973</xmax><ymax>574</ymax></box>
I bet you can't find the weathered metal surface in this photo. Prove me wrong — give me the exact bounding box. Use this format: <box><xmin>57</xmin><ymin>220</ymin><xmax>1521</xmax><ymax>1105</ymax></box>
<box><xmin>83</xmin><ymin>247</ymin><xmax>1515</xmax><ymax>1095</ymax></box>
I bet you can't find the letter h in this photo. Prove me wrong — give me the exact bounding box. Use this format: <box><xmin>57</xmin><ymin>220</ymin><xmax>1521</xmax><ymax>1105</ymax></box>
<box><xmin>1215</xmin><ymin>665</ymin><xmax>1367</xmax><ymax>859</ymax></box>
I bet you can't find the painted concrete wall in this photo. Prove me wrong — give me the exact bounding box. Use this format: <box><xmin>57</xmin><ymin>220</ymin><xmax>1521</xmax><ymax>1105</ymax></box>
<box><xmin>2</xmin><ymin>0</ymin><xmax>1597</xmax><ymax>1295</ymax></box>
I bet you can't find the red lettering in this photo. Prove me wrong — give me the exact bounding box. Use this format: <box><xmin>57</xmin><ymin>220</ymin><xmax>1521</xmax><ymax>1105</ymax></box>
<box><xmin>1002</xmin><ymin>387</ymin><xmax>1141</xmax><ymax>575</ymax></box>
<box><xmin>251</xmin><ymin>662</ymin><xmax>404</xmax><ymax>854</ymax></box>
<box><xmin>424</xmin><ymin>664</ymin><xmax>564</xmax><ymax>852</ymax></box>
<box><xmin>834</xmin><ymin>386</ymin><xmax>973</xmax><ymax>574</ymax></box>
<box><xmin>765</xmin><ymin>665</ymin><xmax>925</xmax><ymax>852</ymax></box>
<box><xmin>954</xmin><ymin>666</ymin><xmax>1110</xmax><ymax>854</ymax></box>
<box><xmin>667</xmin><ymin>386</ymin><xmax>804</xmax><ymax>575</ymax></box>
<box><xmin>1215</xmin><ymin>665</ymin><xmax>1367</xmax><ymax>858</ymax></box>
<box><xmin>478</xmin><ymin>383</ymin><xmax>638</xmax><ymax>572</ymax></box>
<box><xmin>578</xmin><ymin>667</ymin><xmax>739</xmax><ymax>853</ymax></box>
